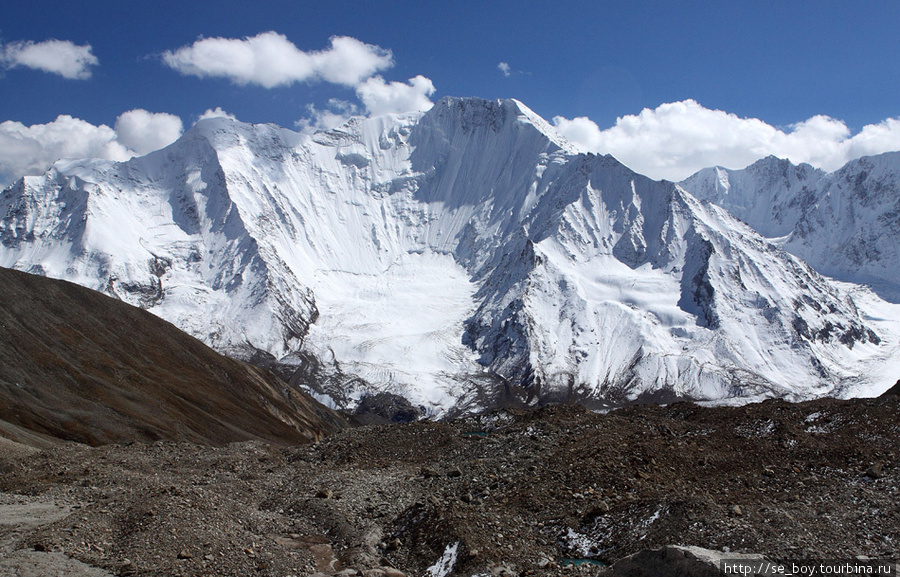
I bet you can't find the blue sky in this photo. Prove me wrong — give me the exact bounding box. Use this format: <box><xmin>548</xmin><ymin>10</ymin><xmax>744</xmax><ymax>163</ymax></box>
<box><xmin>2</xmin><ymin>0</ymin><xmax>899</xmax><ymax>182</ymax></box>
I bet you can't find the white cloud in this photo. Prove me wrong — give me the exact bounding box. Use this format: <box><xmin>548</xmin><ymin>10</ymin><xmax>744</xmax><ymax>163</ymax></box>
<box><xmin>198</xmin><ymin>107</ymin><xmax>237</xmax><ymax>121</ymax></box>
<box><xmin>161</xmin><ymin>31</ymin><xmax>435</xmax><ymax>120</ymax></box>
<box><xmin>313</xmin><ymin>36</ymin><xmax>392</xmax><ymax>86</ymax></box>
<box><xmin>355</xmin><ymin>75</ymin><xmax>435</xmax><ymax>116</ymax></box>
<box><xmin>0</xmin><ymin>110</ymin><xmax>191</xmax><ymax>185</ymax></box>
<box><xmin>162</xmin><ymin>32</ymin><xmax>393</xmax><ymax>88</ymax></box>
<box><xmin>498</xmin><ymin>62</ymin><xmax>511</xmax><ymax>77</ymax></box>
<box><xmin>0</xmin><ymin>116</ymin><xmax>130</xmax><ymax>184</ymax></box>
<box><xmin>114</xmin><ymin>110</ymin><xmax>183</xmax><ymax>155</ymax></box>
<box><xmin>553</xmin><ymin>100</ymin><xmax>900</xmax><ymax>181</ymax></box>
<box><xmin>845</xmin><ymin>117</ymin><xmax>900</xmax><ymax>160</ymax></box>
<box><xmin>295</xmin><ymin>99</ymin><xmax>359</xmax><ymax>135</ymax></box>
<box><xmin>1</xmin><ymin>39</ymin><xmax>98</xmax><ymax>79</ymax></box>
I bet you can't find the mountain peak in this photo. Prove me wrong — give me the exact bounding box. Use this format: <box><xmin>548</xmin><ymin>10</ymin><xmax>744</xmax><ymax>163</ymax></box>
<box><xmin>182</xmin><ymin>114</ymin><xmax>305</xmax><ymax>153</ymax></box>
<box><xmin>744</xmin><ymin>154</ymin><xmax>820</xmax><ymax>175</ymax></box>
<box><xmin>1</xmin><ymin>97</ymin><xmax>897</xmax><ymax>415</ymax></box>
<box><xmin>425</xmin><ymin>96</ymin><xmax>575</xmax><ymax>152</ymax></box>
<box><xmin>183</xmin><ymin>114</ymin><xmax>247</xmax><ymax>142</ymax></box>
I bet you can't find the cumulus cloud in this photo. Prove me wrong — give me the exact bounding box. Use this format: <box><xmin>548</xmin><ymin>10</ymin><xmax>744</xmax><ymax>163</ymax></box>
<box><xmin>295</xmin><ymin>99</ymin><xmax>359</xmax><ymax>135</ymax></box>
<box><xmin>114</xmin><ymin>110</ymin><xmax>183</xmax><ymax>155</ymax></box>
<box><xmin>1</xmin><ymin>39</ymin><xmax>98</xmax><ymax>79</ymax></box>
<box><xmin>198</xmin><ymin>107</ymin><xmax>237</xmax><ymax>121</ymax></box>
<box><xmin>0</xmin><ymin>110</ymin><xmax>189</xmax><ymax>185</ymax></box>
<box><xmin>355</xmin><ymin>75</ymin><xmax>435</xmax><ymax>116</ymax></box>
<box><xmin>553</xmin><ymin>100</ymin><xmax>900</xmax><ymax>181</ymax></box>
<box><xmin>161</xmin><ymin>31</ymin><xmax>435</xmax><ymax>119</ymax></box>
<box><xmin>0</xmin><ymin>116</ymin><xmax>129</xmax><ymax>183</ymax></box>
<box><xmin>498</xmin><ymin>62</ymin><xmax>511</xmax><ymax>77</ymax></box>
<box><xmin>162</xmin><ymin>32</ymin><xmax>393</xmax><ymax>88</ymax></box>
<box><xmin>845</xmin><ymin>117</ymin><xmax>900</xmax><ymax>160</ymax></box>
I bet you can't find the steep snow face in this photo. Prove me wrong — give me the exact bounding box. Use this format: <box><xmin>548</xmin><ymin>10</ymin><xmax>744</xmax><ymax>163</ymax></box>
<box><xmin>784</xmin><ymin>152</ymin><xmax>900</xmax><ymax>300</ymax></box>
<box><xmin>0</xmin><ymin>124</ymin><xmax>316</xmax><ymax>359</ymax></box>
<box><xmin>680</xmin><ymin>156</ymin><xmax>825</xmax><ymax>238</ymax></box>
<box><xmin>466</xmin><ymin>155</ymin><xmax>885</xmax><ymax>407</ymax></box>
<box><xmin>681</xmin><ymin>152</ymin><xmax>900</xmax><ymax>301</ymax></box>
<box><xmin>1</xmin><ymin>97</ymin><xmax>897</xmax><ymax>415</ymax></box>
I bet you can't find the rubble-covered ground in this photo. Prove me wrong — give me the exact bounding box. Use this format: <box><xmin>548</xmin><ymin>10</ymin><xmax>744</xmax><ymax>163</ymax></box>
<box><xmin>1</xmin><ymin>394</ymin><xmax>899</xmax><ymax>576</ymax></box>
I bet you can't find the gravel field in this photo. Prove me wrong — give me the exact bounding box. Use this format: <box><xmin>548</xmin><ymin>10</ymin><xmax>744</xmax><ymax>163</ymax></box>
<box><xmin>1</xmin><ymin>394</ymin><xmax>898</xmax><ymax>576</ymax></box>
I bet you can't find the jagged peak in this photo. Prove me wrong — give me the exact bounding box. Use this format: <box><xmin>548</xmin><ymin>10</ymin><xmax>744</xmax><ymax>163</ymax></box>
<box><xmin>172</xmin><ymin>96</ymin><xmax>586</xmax><ymax>158</ymax></box>
<box><xmin>831</xmin><ymin>149</ymin><xmax>900</xmax><ymax>175</ymax></box>
<box><xmin>681</xmin><ymin>155</ymin><xmax>826</xmax><ymax>189</ymax></box>
<box><xmin>749</xmin><ymin>154</ymin><xmax>792</xmax><ymax>167</ymax></box>
<box><xmin>183</xmin><ymin>115</ymin><xmax>305</xmax><ymax>153</ymax></box>
<box><xmin>424</xmin><ymin>96</ymin><xmax>576</xmax><ymax>152</ymax></box>
<box><xmin>742</xmin><ymin>155</ymin><xmax>821</xmax><ymax>176</ymax></box>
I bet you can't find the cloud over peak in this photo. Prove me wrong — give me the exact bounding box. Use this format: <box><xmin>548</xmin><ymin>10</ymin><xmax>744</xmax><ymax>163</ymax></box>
<box><xmin>162</xmin><ymin>32</ymin><xmax>393</xmax><ymax>88</ymax></box>
<box><xmin>355</xmin><ymin>75</ymin><xmax>435</xmax><ymax>116</ymax></box>
<box><xmin>295</xmin><ymin>76</ymin><xmax>436</xmax><ymax>135</ymax></box>
<box><xmin>553</xmin><ymin>100</ymin><xmax>900</xmax><ymax>180</ymax></box>
<box><xmin>0</xmin><ymin>110</ymin><xmax>185</xmax><ymax>185</ymax></box>
<box><xmin>198</xmin><ymin>107</ymin><xmax>237</xmax><ymax>121</ymax></box>
<box><xmin>1</xmin><ymin>39</ymin><xmax>98</xmax><ymax>79</ymax></box>
<box><xmin>0</xmin><ymin>116</ymin><xmax>128</xmax><ymax>183</ymax></box>
<box><xmin>114</xmin><ymin>110</ymin><xmax>184</xmax><ymax>156</ymax></box>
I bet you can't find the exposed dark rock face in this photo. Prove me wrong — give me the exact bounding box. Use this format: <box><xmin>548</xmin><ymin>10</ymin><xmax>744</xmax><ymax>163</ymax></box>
<box><xmin>353</xmin><ymin>392</ymin><xmax>422</xmax><ymax>424</ymax></box>
<box><xmin>879</xmin><ymin>379</ymin><xmax>900</xmax><ymax>398</ymax></box>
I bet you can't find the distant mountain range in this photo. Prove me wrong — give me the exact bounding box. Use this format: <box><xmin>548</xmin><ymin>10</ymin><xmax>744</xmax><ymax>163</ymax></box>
<box><xmin>1</xmin><ymin>97</ymin><xmax>897</xmax><ymax>417</ymax></box>
<box><xmin>681</xmin><ymin>151</ymin><xmax>900</xmax><ymax>301</ymax></box>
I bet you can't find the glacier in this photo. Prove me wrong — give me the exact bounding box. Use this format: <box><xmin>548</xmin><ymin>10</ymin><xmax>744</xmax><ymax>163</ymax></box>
<box><xmin>1</xmin><ymin>97</ymin><xmax>898</xmax><ymax>416</ymax></box>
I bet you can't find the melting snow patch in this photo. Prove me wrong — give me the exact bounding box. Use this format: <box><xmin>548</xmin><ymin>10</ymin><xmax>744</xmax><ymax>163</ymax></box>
<box><xmin>468</xmin><ymin>410</ymin><xmax>515</xmax><ymax>432</ymax></box>
<box><xmin>426</xmin><ymin>541</ymin><xmax>459</xmax><ymax>577</ymax></box>
<box><xmin>562</xmin><ymin>528</ymin><xmax>604</xmax><ymax>557</ymax></box>
<box><xmin>805</xmin><ymin>413</ymin><xmax>847</xmax><ymax>434</ymax></box>
<box><xmin>734</xmin><ymin>419</ymin><xmax>777</xmax><ymax>438</ymax></box>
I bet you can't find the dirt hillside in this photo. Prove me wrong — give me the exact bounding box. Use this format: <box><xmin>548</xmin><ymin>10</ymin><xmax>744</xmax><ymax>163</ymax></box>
<box><xmin>0</xmin><ymin>266</ymin><xmax>345</xmax><ymax>447</ymax></box>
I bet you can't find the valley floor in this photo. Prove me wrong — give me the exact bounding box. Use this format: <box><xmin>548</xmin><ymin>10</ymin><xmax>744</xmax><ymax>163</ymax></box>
<box><xmin>1</xmin><ymin>395</ymin><xmax>899</xmax><ymax>576</ymax></box>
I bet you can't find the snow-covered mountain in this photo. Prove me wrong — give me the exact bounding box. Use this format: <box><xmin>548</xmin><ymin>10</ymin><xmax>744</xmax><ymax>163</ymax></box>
<box><xmin>1</xmin><ymin>97</ymin><xmax>897</xmax><ymax>416</ymax></box>
<box><xmin>679</xmin><ymin>156</ymin><xmax>825</xmax><ymax>239</ymax></box>
<box><xmin>681</xmin><ymin>152</ymin><xmax>900</xmax><ymax>301</ymax></box>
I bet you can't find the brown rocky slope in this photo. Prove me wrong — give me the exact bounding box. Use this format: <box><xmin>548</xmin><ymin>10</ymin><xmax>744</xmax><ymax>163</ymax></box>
<box><xmin>0</xmin><ymin>266</ymin><xmax>345</xmax><ymax>446</ymax></box>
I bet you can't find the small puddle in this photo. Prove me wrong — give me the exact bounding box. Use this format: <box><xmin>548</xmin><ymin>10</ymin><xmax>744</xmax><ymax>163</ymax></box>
<box><xmin>463</xmin><ymin>431</ymin><xmax>488</xmax><ymax>437</ymax></box>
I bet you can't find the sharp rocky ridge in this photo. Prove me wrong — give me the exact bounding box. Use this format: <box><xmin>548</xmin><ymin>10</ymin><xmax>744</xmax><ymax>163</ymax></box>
<box><xmin>1</xmin><ymin>96</ymin><xmax>897</xmax><ymax>416</ymax></box>
<box><xmin>681</xmin><ymin>151</ymin><xmax>900</xmax><ymax>301</ymax></box>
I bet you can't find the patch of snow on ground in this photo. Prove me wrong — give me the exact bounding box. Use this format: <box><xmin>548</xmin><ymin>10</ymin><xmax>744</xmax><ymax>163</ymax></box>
<box><xmin>562</xmin><ymin>528</ymin><xmax>605</xmax><ymax>557</ymax></box>
<box><xmin>425</xmin><ymin>541</ymin><xmax>459</xmax><ymax>577</ymax></box>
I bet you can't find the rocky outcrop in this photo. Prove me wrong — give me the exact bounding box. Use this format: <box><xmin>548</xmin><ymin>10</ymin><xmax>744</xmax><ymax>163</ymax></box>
<box><xmin>601</xmin><ymin>545</ymin><xmax>766</xmax><ymax>576</ymax></box>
